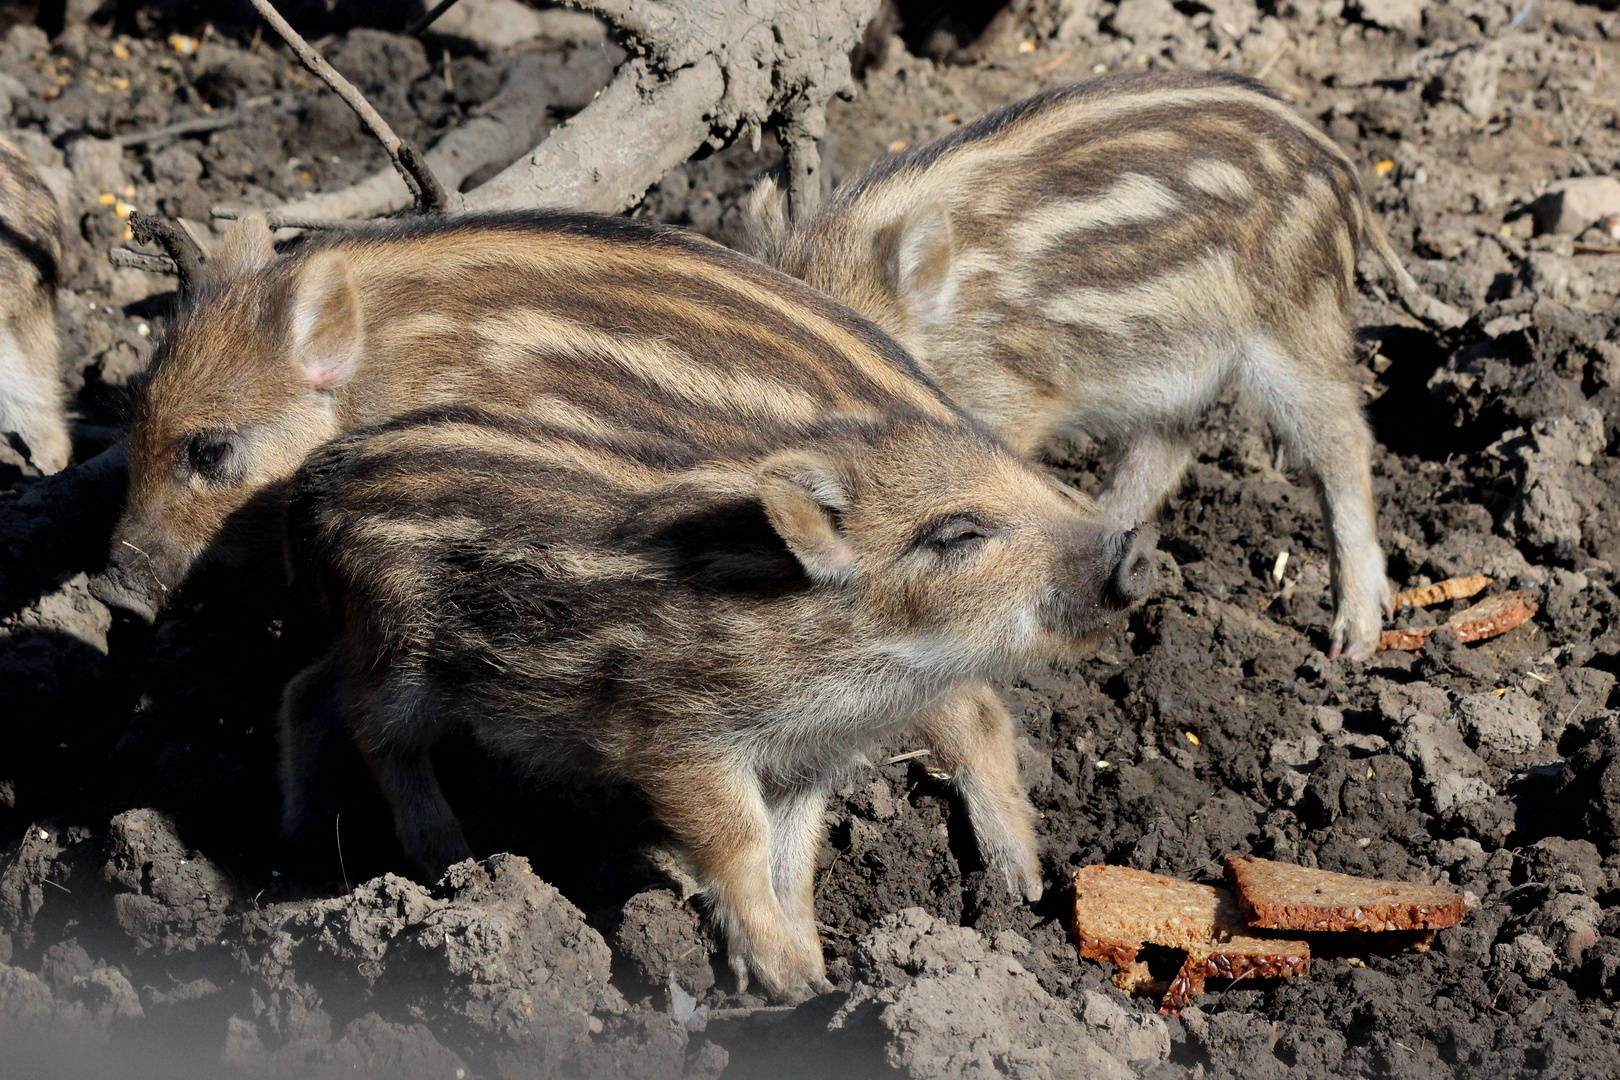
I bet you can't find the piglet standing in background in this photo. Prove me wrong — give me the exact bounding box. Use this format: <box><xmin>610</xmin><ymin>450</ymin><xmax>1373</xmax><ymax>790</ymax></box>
<box><xmin>746</xmin><ymin>70</ymin><xmax>1467</xmax><ymax>661</ymax></box>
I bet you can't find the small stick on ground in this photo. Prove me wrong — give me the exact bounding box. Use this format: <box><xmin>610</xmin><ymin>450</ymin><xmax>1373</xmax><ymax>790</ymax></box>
<box><xmin>109</xmin><ymin>248</ymin><xmax>178</xmax><ymax>275</ymax></box>
<box><xmin>127</xmin><ymin>211</ymin><xmax>205</xmax><ymax>293</ymax></box>
<box><xmin>246</xmin><ymin>0</ymin><xmax>452</xmax><ymax>215</ymax></box>
<box><xmin>408</xmin><ymin>0</ymin><xmax>465</xmax><ymax>37</ymax></box>
<box><xmin>336</xmin><ymin>813</ymin><xmax>350</xmax><ymax>893</ymax></box>
<box><xmin>211</xmin><ymin>206</ymin><xmax>358</xmax><ymax>231</ymax></box>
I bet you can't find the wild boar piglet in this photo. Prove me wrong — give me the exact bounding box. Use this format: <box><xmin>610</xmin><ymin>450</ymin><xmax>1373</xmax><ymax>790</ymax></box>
<box><xmin>746</xmin><ymin>70</ymin><xmax>1466</xmax><ymax>660</ymax></box>
<box><xmin>0</xmin><ymin>133</ymin><xmax>67</xmax><ymax>474</ymax></box>
<box><xmin>280</xmin><ymin>405</ymin><xmax>1154</xmax><ymax>1000</ymax></box>
<box><xmin>92</xmin><ymin>210</ymin><xmax>970</xmax><ymax>620</ymax></box>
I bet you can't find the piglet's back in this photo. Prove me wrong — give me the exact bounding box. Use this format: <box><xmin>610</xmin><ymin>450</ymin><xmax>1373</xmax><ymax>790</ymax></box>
<box><xmin>773</xmin><ymin>70</ymin><xmax>1367</xmax><ymax>329</ymax></box>
<box><xmin>155</xmin><ymin>212</ymin><xmax>959</xmax><ymax>448</ymax></box>
<box><xmin>0</xmin><ymin>133</ymin><xmax>67</xmax><ymax>474</ymax></box>
<box><xmin>284</xmin><ymin>404</ymin><xmax>956</xmax><ymax>739</ymax></box>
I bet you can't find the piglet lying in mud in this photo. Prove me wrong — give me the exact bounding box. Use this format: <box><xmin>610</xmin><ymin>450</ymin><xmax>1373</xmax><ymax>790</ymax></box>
<box><xmin>282</xmin><ymin>405</ymin><xmax>1154</xmax><ymax>999</ymax></box>
<box><xmin>86</xmin><ymin>207</ymin><xmax>1152</xmax><ymax>997</ymax></box>
<box><xmin>0</xmin><ymin>133</ymin><xmax>68</xmax><ymax>475</ymax></box>
<box><xmin>745</xmin><ymin>69</ymin><xmax>1467</xmax><ymax>661</ymax></box>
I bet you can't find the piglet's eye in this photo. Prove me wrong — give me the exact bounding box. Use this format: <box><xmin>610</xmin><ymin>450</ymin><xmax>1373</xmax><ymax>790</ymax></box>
<box><xmin>187</xmin><ymin>432</ymin><xmax>234</xmax><ymax>480</ymax></box>
<box><xmin>929</xmin><ymin>518</ymin><xmax>992</xmax><ymax>549</ymax></box>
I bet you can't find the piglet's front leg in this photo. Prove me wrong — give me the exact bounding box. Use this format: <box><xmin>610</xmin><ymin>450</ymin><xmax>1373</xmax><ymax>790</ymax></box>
<box><xmin>642</xmin><ymin>756</ymin><xmax>830</xmax><ymax>1001</ymax></box>
<box><xmin>916</xmin><ymin>682</ymin><xmax>1044</xmax><ymax>903</ymax></box>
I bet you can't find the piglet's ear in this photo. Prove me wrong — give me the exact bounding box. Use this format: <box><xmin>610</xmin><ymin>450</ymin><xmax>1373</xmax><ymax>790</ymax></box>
<box><xmin>209</xmin><ymin>212</ymin><xmax>275</xmax><ymax>281</ymax></box>
<box><xmin>757</xmin><ymin>452</ymin><xmax>857</xmax><ymax>587</ymax></box>
<box><xmin>742</xmin><ymin>176</ymin><xmax>789</xmax><ymax>257</ymax></box>
<box><xmin>890</xmin><ymin>200</ymin><xmax>955</xmax><ymax>325</ymax></box>
<box><xmin>289</xmin><ymin>249</ymin><xmax>363</xmax><ymax>391</ymax></box>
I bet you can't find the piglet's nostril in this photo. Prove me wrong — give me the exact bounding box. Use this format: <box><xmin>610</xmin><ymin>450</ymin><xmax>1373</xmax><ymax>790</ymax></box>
<box><xmin>1107</xmin><ymin>526</ymin><xmax>1157</xmax><ymax>607</ymax></box>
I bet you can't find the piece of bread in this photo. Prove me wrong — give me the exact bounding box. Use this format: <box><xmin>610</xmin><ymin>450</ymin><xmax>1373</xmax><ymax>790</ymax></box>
<box><xmin>1072</xmin><ymin>865</ymin><xmax>1310</xmax><ymax>1016</ymax></box>
<box><xmin>1224</xmin><ymin>854</ymin><xmax>1465</xmax><ymax>932</ymax></box>
<box><xmin>1379</xmin><ymin>589</ymin><xmax>1537</xmax><ymax>651</ymax></box>
<box><xmin>1391</xmin><ymin>574</ymin><xmax>1492</xmax><ymax>610</ymax></box>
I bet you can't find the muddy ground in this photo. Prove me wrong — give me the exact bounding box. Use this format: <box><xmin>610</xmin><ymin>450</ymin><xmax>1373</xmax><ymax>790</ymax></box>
<box><xmin>3</xmin><ymin>0</ymin><xmax>1620</xmax><ymax>1076</ymax></box>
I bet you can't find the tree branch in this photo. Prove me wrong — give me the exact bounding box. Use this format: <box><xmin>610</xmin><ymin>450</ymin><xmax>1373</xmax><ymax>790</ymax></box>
<box><xmin>117</xmin><ymin>94</ymin><xmax>278</xmax><ymax>148</ymax></box>
<box><xmin>565</xmin><ymin>0</ymin><xmax>668</xmax><ymax>48</ymax></box>
<box><xmin>246</xmin><ymin>0</ymin><xmax>453</xmax><ymax>215</ymax></box>
<box><xmin>211</xmin><ymin>207</ymin><xmax>356</xmax><ymax>231</ymax></box>
<box><xmin>108</xmin><ymin>248</ymin><xmax>178</xmax><ymax>274</ymax></box>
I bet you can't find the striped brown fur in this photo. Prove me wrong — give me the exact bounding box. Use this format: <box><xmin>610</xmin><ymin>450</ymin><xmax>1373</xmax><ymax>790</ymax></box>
<box><xmin>92</xmin><ymin>210</ymin><xmax>958</xmax><ymax>621</ymax></box>
<box><xmin>0</xmin><ymin>133</ymin><xmax>66</xmax><ymax>474</ymax></box>
<box><xmin>745</xmin><ymin>70</ymin><xmax>1466</xmax><ymax>660</ymax></box>
<box><xmin>284</xmin><ymin>404</ymin><xmax>1153</xmax><ymax>999</ymax></box>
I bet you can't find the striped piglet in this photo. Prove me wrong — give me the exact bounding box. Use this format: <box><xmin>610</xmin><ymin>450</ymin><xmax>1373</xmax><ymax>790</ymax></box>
<box><xmin>747</xmin><ymin>70</ymin><xmax>1464</xmax><ymax>660</ymax></box>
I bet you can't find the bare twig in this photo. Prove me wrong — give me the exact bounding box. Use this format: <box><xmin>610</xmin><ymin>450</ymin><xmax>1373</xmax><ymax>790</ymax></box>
<box><xmin>814</xmin><ymin>844</ymin><xmax>845</xmax><ymax>900</ymax></box>
<box><xmin>211</xmin><ymin>206</ymin><xmax>358</xmax><ymax>231</ymax></box>
<box><xmin>127</xmin><ymin>211</ymin><xmax>205</xmax><ymax>292</ymax></box>
<box><xmin>408</xmin><ymin>0</ymin><xmax>466</xmax><ymax>36</ymax></box>
<box><xmin>1253</xmin><ymin>38</ymin><xmax>1292</xmax><ymax>80</ymax></box>
<box><xmin>108</xmin><ymin>248</ymin><xmax>179</xmax><ymax>274</ymax></box>
<box><xmin>246</xmin><ymin>0</ymin><xmax>453</xmax><ymax>215</ymax></box>
<box><xmin>336</xmin><ymin>813</ymin><xmax>350</xmax><ymax>893</ymax></box>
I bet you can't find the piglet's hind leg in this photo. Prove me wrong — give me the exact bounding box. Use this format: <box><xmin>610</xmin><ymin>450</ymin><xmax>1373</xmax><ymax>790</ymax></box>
<box><xmin>1241</xmin><ymin>328</ymin><xmax>1388</xmax><ymax>661</ymax></box>
<box><xmin>644</xmin><ymin>758</ymin><xmax>825</xmax><ymax>1000</ymax></box>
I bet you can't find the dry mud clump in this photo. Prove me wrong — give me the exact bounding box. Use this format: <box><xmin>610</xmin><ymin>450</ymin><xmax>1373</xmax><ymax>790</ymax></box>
<box><xmin>5</xmin><ymin>0</ymin><xmax>1620</xmax><ymax>1076</ymax></box>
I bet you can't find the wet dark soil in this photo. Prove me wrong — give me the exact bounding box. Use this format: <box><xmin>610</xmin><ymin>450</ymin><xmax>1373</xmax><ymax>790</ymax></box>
<box><xmin>4</xmin><ymin>0</ymin><xmax>1620</xmax><ymax>1077</ymax></box>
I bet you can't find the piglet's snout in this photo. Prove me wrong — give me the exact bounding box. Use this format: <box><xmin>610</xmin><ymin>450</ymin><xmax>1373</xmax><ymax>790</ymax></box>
<box><xmin>1103</xmin><ymin>526</ymin><xmax>1157</xmax><ymax>610</ymax></box>
<box><xmin>89</xmin><ymin>560</ymin><xmax>160</xmax><ymax>624</ymax></box>
<box><xmin>1040</xmin><ymin>523</ymin><xmax>1158</xmax><ymax>642</ymax></box>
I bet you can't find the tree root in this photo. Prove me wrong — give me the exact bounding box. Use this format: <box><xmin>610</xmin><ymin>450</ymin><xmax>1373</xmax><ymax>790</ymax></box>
<box><xmin>285</xmin><ymin>0</ymin><xmax>879</xmax><ymax>218</ymax></box>
<box><xmin>464</xmin><ymin>55</ymin><xmax>723</xmax><ymax>213</ymax></box>
<box><xmin>126</xmin><ymin>212</ymin><xmax>203</xmax><ymax>293</ymax></box>
<box><xmin>463</xmin><ymin>0</ymin><xmax>878</xmax><ymax>215</ymax></box>
<box><xmin>113</xmin><ymin>0</ymin><xmax>880</xmax><ymax>263</ymax></box>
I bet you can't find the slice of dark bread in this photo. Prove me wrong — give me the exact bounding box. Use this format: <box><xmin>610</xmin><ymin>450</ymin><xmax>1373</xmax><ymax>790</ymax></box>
<box><xmin>1224</xmin><ymin>854</ymin><xmax>1465</xmax><ymax>932</ymax></box>
<box><xmin>1072</xmin><ymin>865</ymin><xmax>1309</xmax><ymax>1015</ymax></box>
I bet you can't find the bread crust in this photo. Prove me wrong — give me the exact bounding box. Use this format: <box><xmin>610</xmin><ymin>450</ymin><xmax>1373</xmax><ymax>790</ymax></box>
<box><xmin>1224</xmin><ymin>854</ymin><xmax>1465</xmax><ymax>932</ymax></box>
<box><xmin>1072</xmin><ymin>865</ymin><xmax>1309</xmax><ymax>1016</ymax></box>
